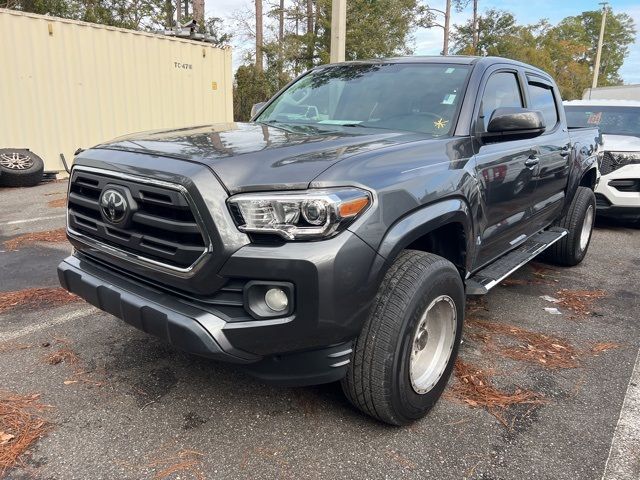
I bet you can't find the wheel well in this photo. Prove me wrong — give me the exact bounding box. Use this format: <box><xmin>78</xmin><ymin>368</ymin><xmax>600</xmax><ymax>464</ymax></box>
<box><xmin>580</xmin><ymin>168</ymin><xmax>597</xmax><ymax>190</ymax></box>
<box><xmin>405</xmin><ymin>222</ymin><xmax>466</xmax><ymax>276</ymax></box>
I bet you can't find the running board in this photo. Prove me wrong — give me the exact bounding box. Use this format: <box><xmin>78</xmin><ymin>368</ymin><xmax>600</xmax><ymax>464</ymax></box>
<box><xmin>466</xmin><ymin>228</ymin><xmax>567</xmax><ymax>295</ymax></box>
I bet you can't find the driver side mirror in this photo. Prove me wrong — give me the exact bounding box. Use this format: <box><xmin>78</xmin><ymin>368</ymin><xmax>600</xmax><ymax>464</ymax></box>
<box><xmin>482</xmin><ymin>107</ymin><xmax>546</xmax><ymax>142</ymax></box>
<box><xmin>251</xmin><ymin>102</ymin><xmax>267</xmax><ymax>119</ymax></box>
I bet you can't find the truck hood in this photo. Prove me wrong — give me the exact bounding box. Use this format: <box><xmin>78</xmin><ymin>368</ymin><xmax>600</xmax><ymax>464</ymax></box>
<box><xmin>601</xmin><ymin>134</ymin><xmax>640</xmax><ymax>152</ymax></box>
<box><xmin>95</xmin><ymin>122</ymin><xmax>426</xmax><ymax>193</ymax></box>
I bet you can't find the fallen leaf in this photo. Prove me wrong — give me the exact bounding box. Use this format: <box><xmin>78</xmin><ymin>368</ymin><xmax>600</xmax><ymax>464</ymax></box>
<box><xmin>0</xmin><ymin>432</ymin><xmax>15</xmax><ymax>444</ymax></box>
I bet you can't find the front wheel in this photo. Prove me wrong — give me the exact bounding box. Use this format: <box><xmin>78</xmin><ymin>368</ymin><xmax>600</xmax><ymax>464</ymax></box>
<box><xmin>341</xmin><ymin>250</ymin><xmax>464</xmax><ymax>426</ymax></box>
<box><xmin>542</xmin><ymin>186</ymin><xmax>596</xmax><ymax>266</ymax></box>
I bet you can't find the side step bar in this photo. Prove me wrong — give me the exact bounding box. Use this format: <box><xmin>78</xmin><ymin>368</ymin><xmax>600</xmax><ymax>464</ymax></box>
<box><xmin>466</xmin><ymin>227</ymin><xmax>567</xmax><ymax>295</ymax></box>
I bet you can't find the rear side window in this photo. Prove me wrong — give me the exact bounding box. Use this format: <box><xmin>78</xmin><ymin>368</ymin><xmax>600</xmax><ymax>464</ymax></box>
<box><xmin>479</xmin><ymin>72</ymin><xmax>523</xmax><ymax>131</ymax></box>
<box><xmin>528</xmin><ymin>82</ymin><xmax>559</xmax><ymax>131</ymax></box>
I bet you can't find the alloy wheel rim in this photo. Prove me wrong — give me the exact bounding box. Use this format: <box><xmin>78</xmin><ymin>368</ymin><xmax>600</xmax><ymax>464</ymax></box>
<box><xmin>580</xmin><ymin>205</ymin><xmax>594</xmax><ymax>251</ymax></box>
<box><xmin>409</xmin><ymin>295</ymin><xmax>457</xmax><ymax>395</ymax></box>
<box><xmin>0</xmin><ymin>152</ymin><xmax>33</xmax><ymax>170</ymax></box>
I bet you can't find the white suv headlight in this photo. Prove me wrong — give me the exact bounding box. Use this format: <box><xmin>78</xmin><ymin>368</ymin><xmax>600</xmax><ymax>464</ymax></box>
<box><xmin>228</xmin><ymin>188</ymin><xmax>371</xmax><ymax>240</ymax></box>
<box><xmin>610</xmin><ymin>151</ymin><xmax>640</xmax><ymax>164</ymax></box>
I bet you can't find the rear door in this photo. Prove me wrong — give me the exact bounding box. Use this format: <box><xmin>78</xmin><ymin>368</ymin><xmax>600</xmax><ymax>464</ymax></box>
<box><xmin>473</xmin><ymin>67</ymin><xmax>541</xmax><ymax>268</ymax></box>
<box><xmin>525</xmin><ymin>74</ymin><xmax>571</xmax><ymax>225</ymax></box>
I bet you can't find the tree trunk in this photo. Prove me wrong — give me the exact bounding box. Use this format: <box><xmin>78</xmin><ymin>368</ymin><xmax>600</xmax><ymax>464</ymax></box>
<box><xmin>193</xmin><ymin>0</ymin><xmax>204</xmax><ymax>29</ymax></box>
<box><xmin>184</xmin><ymin>0</ymin><xmax>189</xmax><ymax>18</ymax></box>
<box><xmin>306</xmin><ymin>0</ymin><xmax>314</xmax><ymax>68</ymax></box>
<box><xmin>176</xmin><ymin>0</ymin><xmax>181</xmax><ymax>25</ymax></box>
<box><xmin>255</xmin><ymin>0</ymin><xmax>263</xmax><ymax>72</ymax></box>
<box><xmin>277</xmin><ymin>0</ymin><xmax>284</xmax><ymax>83</ymax></box>
<box><xmin>442</xmin><ymin>0</ymin><xmax>451</xmax><ymax>55</ymax></box>
<box><xmin>165</xmin><ymin>0</ymin><xmax>173</xmax><ymax>29</ymax></box>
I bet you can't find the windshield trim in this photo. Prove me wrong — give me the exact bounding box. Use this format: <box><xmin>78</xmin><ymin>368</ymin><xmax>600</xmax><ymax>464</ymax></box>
<box><xmin>253</xmin><ymin>62</ymin><xmax>473</xmax><ymax>137</ymax></box>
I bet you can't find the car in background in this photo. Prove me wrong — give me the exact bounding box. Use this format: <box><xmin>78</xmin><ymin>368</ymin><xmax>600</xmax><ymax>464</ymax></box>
<box><xmin>565</xmin><ymin>100</ymin><xmax>640</xmax><ymax>222</ymax></box>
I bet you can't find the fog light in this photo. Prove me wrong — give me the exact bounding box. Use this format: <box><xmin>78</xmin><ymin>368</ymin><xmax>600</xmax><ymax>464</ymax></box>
<box><xmin>265</xmin><ymin>288</ymin><xmax>288</xmax><ymax>312</ymax></box>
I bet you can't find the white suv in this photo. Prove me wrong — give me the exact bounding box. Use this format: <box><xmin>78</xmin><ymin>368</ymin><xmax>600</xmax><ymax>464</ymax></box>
<box><xmin>565</xmin><ymin>100</ymin><xmax>640</xmax><ymax>222</ymax></box>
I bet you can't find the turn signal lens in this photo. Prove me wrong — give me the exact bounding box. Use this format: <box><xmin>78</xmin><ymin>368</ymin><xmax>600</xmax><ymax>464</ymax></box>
<box><xmin>338</xmin><ymin>197</ymin><xmax>370</xmax><ymax>218</ymax></box>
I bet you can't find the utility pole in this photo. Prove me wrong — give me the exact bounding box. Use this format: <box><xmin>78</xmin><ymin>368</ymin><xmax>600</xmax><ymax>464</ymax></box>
<box><xmin>175</xmin><ymin>0</ymin><xmax>181</xmax><ymax>25</ymax></box>
<box><xmin>255</xmin><ymin>0</ymin><xmax>263</xmax><ymax>71</ymax></box>
<box><xmin>472</xmin><ymin>0</ymin><xmax>478</xmax><ymax>54</ymax></box>
<box><xmin>592</xmin><ymin>2</ymin><xmax>608</xmax><ymax>89</ymax></box>
<box><xmin>442</xmin><ymin>0</ymin><xmax>451</xmax><ymax>55</ymax></box>
<box><xmin>330</xmin><ymin>0</ymin><xmax>346</xmax><ymax>63</ymax></box>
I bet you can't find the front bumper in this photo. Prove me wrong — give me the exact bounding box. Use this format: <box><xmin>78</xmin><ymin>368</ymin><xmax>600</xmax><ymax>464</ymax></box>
<box><xmin>58</xmin><ymin>255</ymin><xmax>259</xmax><ymax>364</ymax></box>
<box><xmin>58</xmin><ymin>229</ymin><xmax>380</xmax><ymax>384</ymax></box>
<box><xmin>595</xmin><ymin>164</ymin><xmax>640</xmax><ymax>214</ymax></box>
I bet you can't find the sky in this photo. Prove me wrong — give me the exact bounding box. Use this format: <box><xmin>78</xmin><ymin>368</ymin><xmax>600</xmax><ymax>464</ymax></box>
<box><xmin>205</xmin><ymin>0</ymin><xmax>640</xmax><ymax>84</ymax></box>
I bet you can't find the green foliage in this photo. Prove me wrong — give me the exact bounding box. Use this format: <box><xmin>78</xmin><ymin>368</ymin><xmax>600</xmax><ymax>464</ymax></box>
<box><xmin>2</xmin><ymin>0</ymin><xmax>233</xmax><ymax>39</ymax></box>
<box><xmin>452</xmin><ymin>8</ymin><xmax>636</xmax><ymax>100</ymax></box>
<box><xmin>203</xmin><ymin>16</ymin><xmax>233</xmax><ymax>46</ymax></box>
<box><xmin>233</xmin><ymin>64</ymin><xmax>275</xmax><ymax>122</ymax></box>
<box><xmin>314</xmin><ymin>0</ymin><xmax>427</xmax><ymax>63</ymax></box>
<box><xmin>554</xmin><ymin>9</ymin><xmax>636</xmax><ymax>86</ymax></box>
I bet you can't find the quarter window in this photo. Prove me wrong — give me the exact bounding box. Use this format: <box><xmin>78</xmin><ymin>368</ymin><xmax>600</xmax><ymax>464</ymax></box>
<box><xmin>528</xmin><ymin>82</ymin><xmax>559</xmax><ymax>131</ymax></box>
<box><xmin>479</xmin><ymin>72</ymin><xmax>523</xmax><ymax>131</ymax></box>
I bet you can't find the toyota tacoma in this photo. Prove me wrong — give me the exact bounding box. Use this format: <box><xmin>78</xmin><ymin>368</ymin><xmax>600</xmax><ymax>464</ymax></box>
<box><xmin>58</xmin><ymin>56</ymin><xmax>600</xmax><ymax>425</ymax></box>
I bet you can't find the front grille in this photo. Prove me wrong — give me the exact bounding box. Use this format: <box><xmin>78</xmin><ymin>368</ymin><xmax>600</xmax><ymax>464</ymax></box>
<box><xmin>600</xmin><ymin>152</ymin><xmax>616</xmax><ymax>175</ymax></box>
<box><xmin>67</xmin><ymin>168</ymin><xmax>208</xmax><ymax>270</ymax></box>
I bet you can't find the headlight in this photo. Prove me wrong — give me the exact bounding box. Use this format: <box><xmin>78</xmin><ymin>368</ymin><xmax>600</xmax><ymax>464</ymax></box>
<box><xmin>609</xmin><ymin>151</ymin><xmax>640</xmax><ymax>165</ymax></box>
<box><xmin>228</xmin><ymin>188</ymin><xmax>371</xmax><ymax>240</ymax></box>
<box><xmin>601</xmin><ymin>151</ymin><xmax>640</xmax><ymax>175</ymax></box>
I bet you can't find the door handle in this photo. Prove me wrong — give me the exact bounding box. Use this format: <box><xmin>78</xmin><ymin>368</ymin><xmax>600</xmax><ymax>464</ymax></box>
<box><xmin>560</xmin><ymin>146</ymin><xmax>570</xmax><ymax>157</ymax></box>
<box><xmin>525</xmin><ymin>157</ymin><xmax>539</xmax><ymax>168</ymax></box>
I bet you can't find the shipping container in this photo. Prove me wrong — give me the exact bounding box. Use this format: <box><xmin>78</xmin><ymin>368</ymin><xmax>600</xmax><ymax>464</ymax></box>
<box><xmin>0</xmin><ymin>8</ymin><xmax>233</xmax><ymax>176</ymax></box>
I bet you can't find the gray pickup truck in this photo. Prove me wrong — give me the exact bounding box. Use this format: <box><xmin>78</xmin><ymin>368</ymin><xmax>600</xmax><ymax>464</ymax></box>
<box><xmin>58</xmin><ymin>56</ymin><xmax>600</xmax><ymax>425</ymax></box>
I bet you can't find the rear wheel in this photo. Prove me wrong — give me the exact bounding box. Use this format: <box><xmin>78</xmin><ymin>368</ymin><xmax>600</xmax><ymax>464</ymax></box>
<box><xmin>341</xmin><ymin>250</ymin><xmax>464</xmax><ymax>425</ymax></box>
<box><xmin>542</xmin><ymin>186</ymin><xmax>596</xmax><ymax>266</ymax></box>
<box><xmin>0</xmin><ymin>149</ymin><xmax>44</xmax><ymax>187</ymax></box>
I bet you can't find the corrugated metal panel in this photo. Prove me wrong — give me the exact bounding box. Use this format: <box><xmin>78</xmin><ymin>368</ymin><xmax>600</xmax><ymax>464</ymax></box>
<box><xmin>0</xmin><ymin>8</ymin><xmax>233</xmax><ymax>174</ymax></box>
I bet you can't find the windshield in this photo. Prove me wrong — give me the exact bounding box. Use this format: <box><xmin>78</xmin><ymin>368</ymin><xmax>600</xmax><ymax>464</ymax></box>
<box><xmin>565</xmin><ymin>105</ymin><xmax>640</xmax><ymax>137</ymax></box>
<box><xmin>257</xmin><ymin>63</ymin><xmax>470</xmax><ymax>136</ymax></box>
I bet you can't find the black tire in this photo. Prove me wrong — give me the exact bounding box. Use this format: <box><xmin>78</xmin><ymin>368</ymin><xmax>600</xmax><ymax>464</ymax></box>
<box><xmin>542</xmin><ymin>186</ymin><xmax>596</xmax><ymax>266</ymax></box>
<box><xmin>0</xmin><ymin>149</ymin><xmax>44</xmax><ymax>187</ymax></box>
<box><xmin>341</xmin><ymin>250</ymin><xmax>465</xmax><ymax>426</ymax></box>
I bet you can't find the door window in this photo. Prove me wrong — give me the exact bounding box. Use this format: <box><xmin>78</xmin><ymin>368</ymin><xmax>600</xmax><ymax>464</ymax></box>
<box><xmin>479</xmin><ymin>72</ymin><xmax>523</xmax><ymax>131</ymax></box>
<box><xmin>528</xmin><ymin>82</ymin><xmax>559</xmax><ymax>131</ymax></box>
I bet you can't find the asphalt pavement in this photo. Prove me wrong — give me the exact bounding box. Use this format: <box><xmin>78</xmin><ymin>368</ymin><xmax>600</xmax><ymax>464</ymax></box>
<box><xmin>0</xmin><ymin>181</ymin><xmax>638</xmax><ymax>480</ymax></box>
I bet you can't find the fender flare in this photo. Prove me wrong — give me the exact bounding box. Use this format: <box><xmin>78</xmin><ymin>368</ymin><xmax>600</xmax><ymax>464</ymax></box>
<box><xmin>375</xmin><ymin>197</ymin><xmax>475</xmax><ymax>272</ymax></box>
<box><xmin>562</xmin><ymin>146</ymin><xmax>599</xmax><ymax>218</ymax></box>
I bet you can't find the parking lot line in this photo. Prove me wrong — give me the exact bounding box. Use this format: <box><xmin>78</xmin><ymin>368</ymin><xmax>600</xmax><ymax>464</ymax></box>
<box><xmin>1</xmin><ymin>215</ymin><xmax>66</xmax><ymax>226</ymax></box>
<box><xmin>602</xmin><ymin>347</ymin><xmax>640</xmax><ymax>480</ymax></box>
<box><xmin>0</xmin><ymin>307</ymin><xmax>95</xmax><ymax>342</ymax></box>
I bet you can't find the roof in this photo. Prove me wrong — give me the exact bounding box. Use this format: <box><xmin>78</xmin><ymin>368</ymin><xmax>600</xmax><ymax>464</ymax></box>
<box><xmin>323</xmin><ymin>55</ymin><xmax>551</xmax><ymax>76</ymax></box>
<box><xmin>564</xmin><ymin>99</ymin><xmax>640</xmax><ymax>107</ymax></box>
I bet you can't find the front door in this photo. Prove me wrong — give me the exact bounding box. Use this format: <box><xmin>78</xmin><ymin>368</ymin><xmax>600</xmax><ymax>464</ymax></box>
<box><xmin>473</xmin><ymin>69</ymin><xmax>541</xmax><ymax>267</ymax></box>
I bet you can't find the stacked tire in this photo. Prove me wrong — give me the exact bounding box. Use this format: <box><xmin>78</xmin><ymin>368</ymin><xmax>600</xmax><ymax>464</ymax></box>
<box><xmin>0</xmin><ymin>149</ymin><xmax>44</xmax><ymax>187</ymax></box>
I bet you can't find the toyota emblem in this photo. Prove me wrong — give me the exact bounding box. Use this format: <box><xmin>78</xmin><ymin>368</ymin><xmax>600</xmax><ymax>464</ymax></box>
<box><xmin>100</xmin><ymin>189</ymin><xmax>128</xmax><ymax>224</ymax></box>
